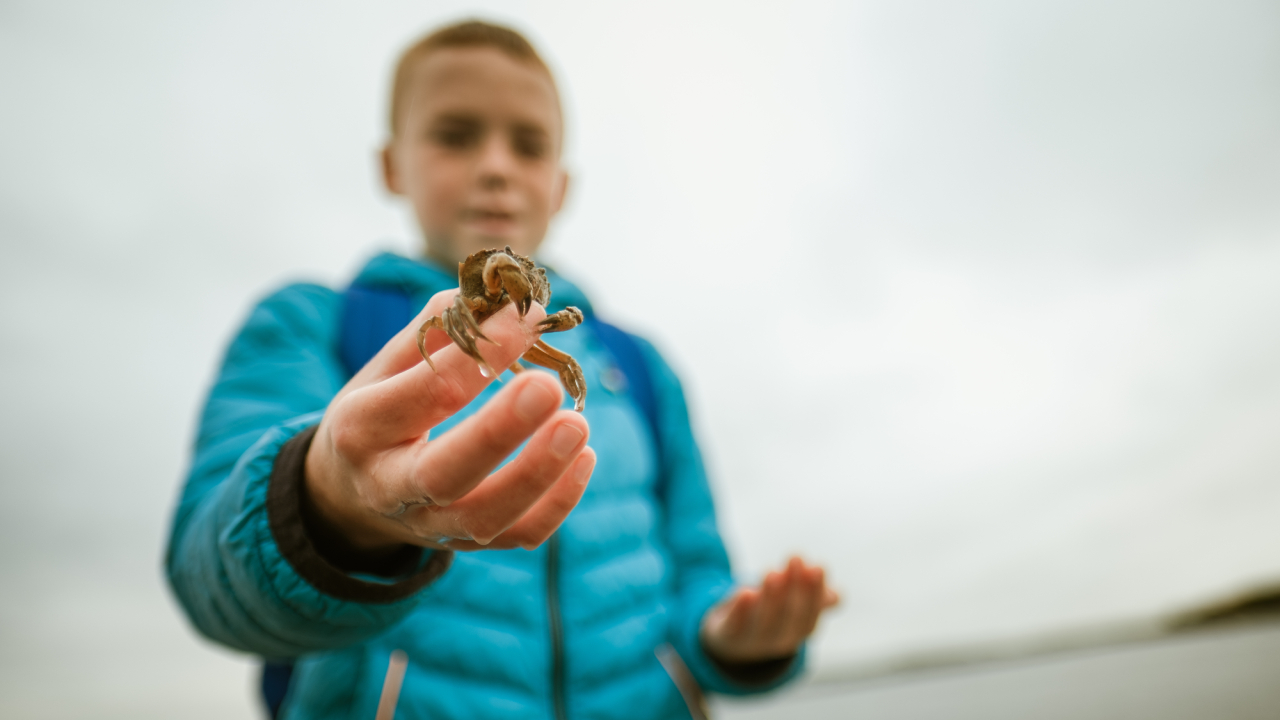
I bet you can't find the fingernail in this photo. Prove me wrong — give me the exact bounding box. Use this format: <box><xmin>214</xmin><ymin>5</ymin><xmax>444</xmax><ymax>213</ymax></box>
<box><xmin>515</xmin><ymin>381</ymin><xmax>558</xmax><ymax>422</ymax></box>
<box><xmin>549</xmin><ymin>423</ymin><xmax>585</xmax><ymax>459</ymax></box>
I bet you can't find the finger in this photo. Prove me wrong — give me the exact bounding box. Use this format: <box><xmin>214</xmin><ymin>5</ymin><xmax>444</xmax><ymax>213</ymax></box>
<box><xmin>363</xmin><ymin>290</ymin><xmax>544</xmax><ymax>382</ymax></box>
<box><xmin>759</xmin><ymin>559</ymin><xmax>811</xmax><ymax>643</ymax></box>
<box><xmin>447</xmin><ymin>410</ymin><xmax>590</xmax><ymax>543</ymax></box>
<box><xmin>700</xmin><ymin>588</ymin><xmax>757</xmax><ymax>657</ymax></box>
<box><xmin>723</xmin><ymin>588</ymin><xmax>760</xmax><ymax>637</ymax></box>
<box><xmin>763</xmin><ymin>566</ymin><xmax>809</xmax><ymax>649</ymax></box>
<box><xmin>751</xmin><ymin>570</ymin><xmax>789</xmax><ymax>642</ymax></box>
<box><xmin>491</xmin><ymin>448</ymin><xmax>596</xmax><ymax>550</ymax></box>
<box><xmin>781</xmin><ymin>567</ymin><xmax>825</xmax><ymax>644</ymax></box>
<box><xmin>793</xmin><ymin>560</ymin><xmax>840</xmax><ymax>613</ymax></box>
<box><xmin>413</xmin><ymin>296</ymin><xmax>546</xmax><ymax>376</ymax></box>
<box><xmin>344</xmin><ymin>302</ymin><xmax>548</xmax><ymax>447</ymax></box>
<box><xmin>356</xmin><ymin>289</ymin><xmax>460</xmax><ymax>384</ymax></box>
<box><xmin>783</xmin><ymin>556</ymin><xmax>804</xmax><ymax>586</ymax></box>
<box><xmin>445</xmin><ymin>448</ymin><xmax>594</xmax><ymax>551</ymax></box>
<box><xmin>383</xmin><ymin>371</ymin><xmax>564</xmax><ymax>509</ymax></box>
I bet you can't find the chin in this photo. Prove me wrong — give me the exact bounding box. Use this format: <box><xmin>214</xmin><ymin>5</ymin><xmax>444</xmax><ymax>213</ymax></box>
<box><xmin>427</xmin><ymin>232</ymin><xmax>543</xmax><ymax>265</ymax></box>
<box><xmin>467</xmin><ymin>233</ymin><xmax>539</xmax><ymax>257</ymax></box>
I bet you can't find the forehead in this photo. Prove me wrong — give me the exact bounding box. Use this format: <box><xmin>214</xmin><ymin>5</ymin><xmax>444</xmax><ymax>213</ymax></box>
<box><xmin>404</xmin><ymin>47</ymin><xmax>562</xmax><ymax>134</ymax></box>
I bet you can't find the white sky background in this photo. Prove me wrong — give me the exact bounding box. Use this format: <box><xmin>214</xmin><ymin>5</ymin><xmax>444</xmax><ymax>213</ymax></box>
<box><xmin>2</xmin><ymin>0</ymin><xmax>1279</xmax><ymax>716</ymax></box>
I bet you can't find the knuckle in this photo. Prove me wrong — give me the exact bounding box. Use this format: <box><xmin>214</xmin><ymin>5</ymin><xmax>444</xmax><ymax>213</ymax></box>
<box><xmin>410</xmin><ymin>479</ymin><xmax>450</xmax><ymax>508</ymax></box>
<box><xmin>422</xmin><ymin>371</ymin><xmax>470</xmax><ymax>413</ymax></box>
<box><xmin>327</xmin><ymin>414</ymin><xmax>361</xmax><ymax>456</ymax></box>
<box><xmin>541</xmin><ymin>490</ymin><xmax>576</xmax><ymax>516</ymax></box>
<box><xmin>461</xmin><ymin>517</ymin><xmax>502</xmax><ymax>546</ymax></box>
<box><xmin>469</xmin><ymin>416</ymin><xmax>509</xmax><ymax>455</ymax></box>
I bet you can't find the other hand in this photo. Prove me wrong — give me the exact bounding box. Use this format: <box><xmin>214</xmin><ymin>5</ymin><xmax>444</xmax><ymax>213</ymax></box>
<box><xmin>700</xmin><ymin>556</ymin><xmax>839</xmax><ymax>664</ymax></box>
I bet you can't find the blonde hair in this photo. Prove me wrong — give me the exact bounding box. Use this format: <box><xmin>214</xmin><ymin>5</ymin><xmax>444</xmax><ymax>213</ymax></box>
<box><xmin>388</xmin><ymin>20</ymin><xmax>560</xmax><ymax>138</ymax></box>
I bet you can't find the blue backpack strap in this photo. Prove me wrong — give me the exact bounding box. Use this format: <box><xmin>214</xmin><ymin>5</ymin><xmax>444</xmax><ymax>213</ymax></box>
<box><xmin>338</xmin><ymin>285</ymin><xmax>416</xmax><ymax>376</ymax></box>
<box><xmin>260</xmin><ymin>662</ymin><xmax>293</xmax><ymax>718</ymax></box>
<box><xmin>585</xmin><ymin>318</ymin><xmax>666</xmax><ymax>503</ymax></box>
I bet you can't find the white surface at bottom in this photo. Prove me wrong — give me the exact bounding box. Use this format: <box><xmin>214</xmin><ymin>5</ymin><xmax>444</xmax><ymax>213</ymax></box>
<box><xmin>715</xmin><ymin>621</ymin><xmax>1280</xmax><ymax>720</ymax></box>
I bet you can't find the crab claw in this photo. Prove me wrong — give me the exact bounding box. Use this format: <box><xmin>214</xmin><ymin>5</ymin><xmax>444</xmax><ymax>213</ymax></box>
<box><xmin>483</xmin><ymin>251</ymin><xmax>533</xmax><ymax>318</ymax></box>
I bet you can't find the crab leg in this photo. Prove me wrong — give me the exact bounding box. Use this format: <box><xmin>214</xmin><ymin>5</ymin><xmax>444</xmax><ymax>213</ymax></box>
<box><xmin>416</xmin><ymin>316</ymin><xmax>443</xmax><ymax>371</ymax></box>
<box><xmin>537</xmin><ymin>306</ymin><xmax>584</xmax><ymax>334</ymax></box>
<box><xmin>450</xmin><ymin>293</ymin><xmax>492</xmax><ymax>343</ymax></box>
<box><xmin>447</xmin><ymin>303</ymin><xmax>498</xmax><ymax>378</ymax></box>
<box><xmin>418</xmin><ymin>294</ymin><xmax>500</xmax><ymax>377</ymax></box>
<box><xmin>522</xmin><ymin>339</ymin><xmax>587</xmax><ymax>412</ymax></box>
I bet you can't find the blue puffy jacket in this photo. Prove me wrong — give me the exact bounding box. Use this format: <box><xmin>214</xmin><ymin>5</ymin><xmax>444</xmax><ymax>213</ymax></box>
<box><xmin>166</xmin><ymin>252</ymin><xmax>803</xmax><ymax>719</ymax></box>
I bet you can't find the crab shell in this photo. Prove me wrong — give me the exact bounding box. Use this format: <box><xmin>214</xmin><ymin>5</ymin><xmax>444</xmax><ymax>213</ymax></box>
<box><xmin>457</xmin><ymin>247</ymin><xmax>551</xmax><ymax>324</ymax></box>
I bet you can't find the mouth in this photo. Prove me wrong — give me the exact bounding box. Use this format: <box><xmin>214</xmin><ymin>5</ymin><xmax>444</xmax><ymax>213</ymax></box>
<box><xmin>465</xmin><ymin>208</ymin><xmax>516</xmax><ymax>223</ymax></box>
<box><xmin>462</xmin><ymin>207</ymin><xmax>519</xmax><ymax>239</ymax></box>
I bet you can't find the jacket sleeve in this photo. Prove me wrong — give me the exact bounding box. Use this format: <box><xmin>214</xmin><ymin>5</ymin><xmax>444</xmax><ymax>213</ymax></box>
<box><xmin>165</xmin><ymin>283</ymin><xmax>448</xmax><ymax>659</ymax></box>
<box><xmin>637</xmin><ymin>339</ymin><xmax>806</xmax><ymax>695</ymax></box>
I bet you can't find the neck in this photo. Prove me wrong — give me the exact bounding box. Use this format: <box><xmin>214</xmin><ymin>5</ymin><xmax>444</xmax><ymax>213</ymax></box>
<box><xmin>422</xmin><ymin>242</ymin><xmax>462</xmax><ymax>269</ymax></box>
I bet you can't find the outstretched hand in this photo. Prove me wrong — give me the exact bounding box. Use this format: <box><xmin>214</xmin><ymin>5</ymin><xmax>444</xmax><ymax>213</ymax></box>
<box><xmin>304</xmin><ymin>288</ymin><xmax>595</xmax><ymax>556</ymax></box>
<box><xmin>700</xmin><ymin>557</ymin><xmax>839</xmax><ymax>664</ymax></box>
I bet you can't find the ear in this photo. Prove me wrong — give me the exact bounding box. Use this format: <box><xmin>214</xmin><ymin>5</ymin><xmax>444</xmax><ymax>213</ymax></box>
<box><xmin>380</xmin><ymin>143</ymin><xmax>402</xmax><ymax>195</ymax></box>
<box><xmin>549</xmin><ymin>168</ymin><xmax>570</xmax><ymax>217</ymax></box>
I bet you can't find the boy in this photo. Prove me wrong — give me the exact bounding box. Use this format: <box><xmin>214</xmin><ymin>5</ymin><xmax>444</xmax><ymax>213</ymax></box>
<box><xmin>167</xmin><ymin>20</ymin><xmax>836</xmax><ymax>720</ymax></box>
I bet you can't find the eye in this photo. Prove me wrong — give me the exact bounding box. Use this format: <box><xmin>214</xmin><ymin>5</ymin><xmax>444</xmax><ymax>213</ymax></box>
<box><xmin>512</xmin><ymin>130</ymin><xmax>549</xmax><ymax>160</ymax></box>
<box><xmin>428</xmin><ymin>122</ymin><xmax>479</xmax><ymax>149</ymax></box>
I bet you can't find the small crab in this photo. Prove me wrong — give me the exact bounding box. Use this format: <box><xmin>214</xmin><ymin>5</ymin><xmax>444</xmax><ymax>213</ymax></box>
<box><xmin>417</xmin><ymin>246</ymin><xmax>587</xmax><ymax>411</ymax></box>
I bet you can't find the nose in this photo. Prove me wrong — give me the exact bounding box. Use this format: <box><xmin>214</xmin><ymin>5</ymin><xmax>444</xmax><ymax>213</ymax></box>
<box><xmin>476</xmin><ymin>133</ymin><xmax>515</xmax><ymax>191</ymax></box>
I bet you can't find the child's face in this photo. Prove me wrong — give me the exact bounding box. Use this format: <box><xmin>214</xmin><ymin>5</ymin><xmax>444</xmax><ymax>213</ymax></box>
<box><xmin>383</xmin><ymin>47</ymin><xmax>568</xmax><ymax>264</ymax></box>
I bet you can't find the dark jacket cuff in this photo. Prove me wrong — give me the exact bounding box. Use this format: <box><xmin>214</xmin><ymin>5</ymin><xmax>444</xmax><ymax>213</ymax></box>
<box><xmin>266</xmin><ymin>424</ymin><xmax>452</xmax><ymax>604</ymax></box>
<box><xmin>705</xmin><ymin>646</ymin><xmax>799</xmax><ymax>687</ymax></box>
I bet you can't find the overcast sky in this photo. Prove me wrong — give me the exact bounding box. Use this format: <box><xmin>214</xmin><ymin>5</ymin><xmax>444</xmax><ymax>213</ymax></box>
<box><xmin>2</xmin><ymin>1</ymin><xmax>1280</xmax><ymax>717</ymax></box>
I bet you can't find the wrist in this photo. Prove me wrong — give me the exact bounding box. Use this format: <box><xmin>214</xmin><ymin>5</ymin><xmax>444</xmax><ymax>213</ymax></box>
<box><xmin>698</xmin><ymin>631</ymin><xmax>800</xmax><ymax>687</ymax></box>
<box><xmin>268</xmin><ymin>425</ymin><xmax>453</xmax><ymax>598</ymax></box>
<box><xmin>699</xmin><ymin>619</ymin><xmax>799</xmax><ymax>666</ymax></box>
<box><xmin>302</xmin><ymin>426</ymin><xmax>405</xmax><ymax>557</ymax></box>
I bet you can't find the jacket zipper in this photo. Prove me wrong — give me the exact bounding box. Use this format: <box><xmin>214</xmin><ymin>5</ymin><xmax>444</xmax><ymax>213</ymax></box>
<box><xmin>547</xmin><ymin>532</ymin><xmax>567</xmax><ymax>720</ymax></box>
